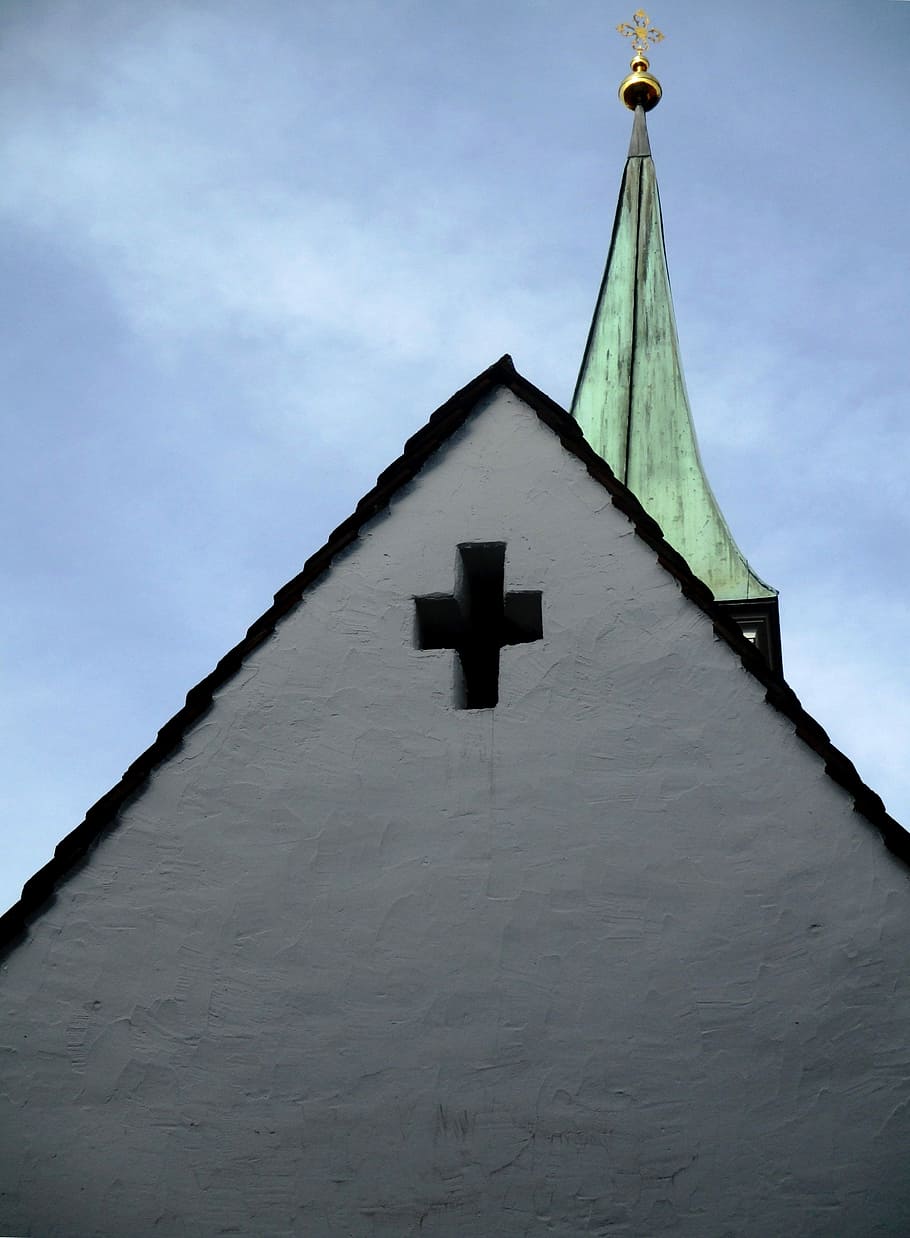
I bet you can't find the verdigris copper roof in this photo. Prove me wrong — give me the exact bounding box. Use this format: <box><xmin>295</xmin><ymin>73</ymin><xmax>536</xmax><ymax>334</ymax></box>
<box><xmin>571</xmin><ymin>106</ymin><xmax>775</xmax><ymax>604</ymax></box>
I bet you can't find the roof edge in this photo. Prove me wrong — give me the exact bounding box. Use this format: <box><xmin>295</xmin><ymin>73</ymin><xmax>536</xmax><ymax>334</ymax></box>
<box><xmin>2</xmin><ymin>356</ymin><xmax>907</xmax><ymax>956</ymax></box>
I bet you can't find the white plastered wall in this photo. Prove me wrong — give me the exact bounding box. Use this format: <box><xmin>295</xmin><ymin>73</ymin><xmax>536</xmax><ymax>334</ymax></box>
<box><xmin>2</xmin><ymin>387</ymin><xmax>909</xmax><ymax>1237</ymax></box>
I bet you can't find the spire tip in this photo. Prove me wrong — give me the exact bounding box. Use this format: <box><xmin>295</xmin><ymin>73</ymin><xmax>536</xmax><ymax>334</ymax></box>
<box><xmin>617</xmin><ymin>10</ymin><xmax>663</xmax><ymax>112</ymax></box>
<box><xmin>628</xmin><ymin>106</ymin><xmax>651</xmax><ymax>158</ymax></box>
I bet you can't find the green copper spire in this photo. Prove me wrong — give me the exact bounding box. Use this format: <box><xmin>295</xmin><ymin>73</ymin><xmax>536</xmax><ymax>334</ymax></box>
<box><xmin>571</xmin><ymin>103</ymin><xmax>776</xmax><ymax>608</ymax></box>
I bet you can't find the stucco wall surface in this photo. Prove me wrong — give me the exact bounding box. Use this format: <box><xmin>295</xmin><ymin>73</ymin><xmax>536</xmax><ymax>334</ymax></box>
<box><xmin>2</xmin><ymin>388</ymin><xmax>909</xmax><ymax>1237</ymax></box>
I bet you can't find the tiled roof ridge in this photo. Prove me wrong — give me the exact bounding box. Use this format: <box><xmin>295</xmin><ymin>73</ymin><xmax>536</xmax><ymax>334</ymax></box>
<box><xmin>2</xmin><ymin>355</ymin><xmax>906</xmax><ymax>955</ymax></box>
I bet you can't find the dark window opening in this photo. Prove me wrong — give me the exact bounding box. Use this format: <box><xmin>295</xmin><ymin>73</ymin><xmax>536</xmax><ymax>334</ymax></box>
<box><xmin>415</xmin><ymin>542</ymin><xmax>543</xmax><ymax>709</ymax></box>
<box><xmin>718</xmin><ymin>597</ymin><xmax>783</xmax><ymax>676</ymax></box>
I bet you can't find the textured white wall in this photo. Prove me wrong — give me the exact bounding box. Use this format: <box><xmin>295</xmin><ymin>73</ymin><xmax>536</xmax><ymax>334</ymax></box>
<box><xmin>2</xmin><ymin>388</ymin><xmax>909</xmax><ymax>1236</ymax></box>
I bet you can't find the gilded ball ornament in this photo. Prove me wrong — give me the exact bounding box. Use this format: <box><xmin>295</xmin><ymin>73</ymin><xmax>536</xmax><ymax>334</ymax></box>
<box><xmin>619</xmin><ymin>55</ymin><xmax>662</xmax><ymax>111</ymax></box>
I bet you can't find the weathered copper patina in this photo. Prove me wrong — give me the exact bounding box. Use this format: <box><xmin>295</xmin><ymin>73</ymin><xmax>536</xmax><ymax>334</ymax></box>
<box><xmin>571</xmin><ymin>105</ymin><xmax>776</xmax><ymax>607</ymax></box>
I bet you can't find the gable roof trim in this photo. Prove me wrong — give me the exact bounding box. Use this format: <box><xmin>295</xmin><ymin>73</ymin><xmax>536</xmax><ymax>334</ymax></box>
<box><xmin>2</xmin><ymin>356</ymin><xmax>906</xmax><ymax>955</ymax></box>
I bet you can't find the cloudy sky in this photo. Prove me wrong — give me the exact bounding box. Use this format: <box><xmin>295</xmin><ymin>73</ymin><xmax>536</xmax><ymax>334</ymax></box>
<box><xmin>1</xmin><ymin>0</ymin><xmax>908</xmax><ymax>915</ymax></box>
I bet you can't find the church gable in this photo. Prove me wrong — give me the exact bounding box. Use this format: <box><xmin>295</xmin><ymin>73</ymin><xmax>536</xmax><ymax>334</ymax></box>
<box><xmin>2</xmin><ymin>360</ymin><xmax>909</xmax><ymax>1236</ymax></box>
<box><xmin>1</xmin><ymin>357</ymin><xmax>903</xmax><ymax>956</ymax></box>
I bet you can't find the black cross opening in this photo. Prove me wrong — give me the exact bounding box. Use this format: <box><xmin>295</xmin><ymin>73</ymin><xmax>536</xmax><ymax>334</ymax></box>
<box><xmin>415</xmin><ymin>543</ymin><xmax>543</xmax><ymax>709</ymax></box>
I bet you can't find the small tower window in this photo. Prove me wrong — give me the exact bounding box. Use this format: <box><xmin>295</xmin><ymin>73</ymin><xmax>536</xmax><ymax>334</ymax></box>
<box><xmin>719</xmin><ymin>599</ymin><xmax>783</xmax><ymax>675</ymax></box>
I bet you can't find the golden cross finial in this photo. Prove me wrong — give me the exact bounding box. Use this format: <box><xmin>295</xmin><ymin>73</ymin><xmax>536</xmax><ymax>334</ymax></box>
<box><xmin>616</xmin><ymin>8</ymin><xmax>664</xmax><ymax>111</ymax></box>
<box><xmin>617</xmin><ymin>9</ymin><xmax>665</xmax><ymax>57</ymax></box>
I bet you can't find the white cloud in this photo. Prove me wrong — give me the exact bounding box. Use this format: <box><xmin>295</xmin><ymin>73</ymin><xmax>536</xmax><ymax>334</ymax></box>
<box><xmin>0</xmin><ymin>24</ymin><xmax>579</xmax><ymax>454</ymax></box>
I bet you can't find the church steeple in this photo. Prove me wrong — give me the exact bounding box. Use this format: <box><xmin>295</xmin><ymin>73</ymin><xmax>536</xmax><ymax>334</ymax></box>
<box><xmin>572</xmin><ymin>13</ymin><xmax>781</xmax><ymax>669</ymax></box>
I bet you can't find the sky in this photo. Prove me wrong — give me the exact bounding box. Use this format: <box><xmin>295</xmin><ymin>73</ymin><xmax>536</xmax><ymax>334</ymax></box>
<box><xmin>0</xmin><ymin>0</ymin><xmax>908</xmax><ymax>916</ymax></box>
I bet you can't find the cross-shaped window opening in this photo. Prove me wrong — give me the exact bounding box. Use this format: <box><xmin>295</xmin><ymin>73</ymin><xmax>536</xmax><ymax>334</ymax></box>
<box><xmin>415</xmin><ymin>543</ymin><xmax>543</xmax><ymax>709</ymax></box>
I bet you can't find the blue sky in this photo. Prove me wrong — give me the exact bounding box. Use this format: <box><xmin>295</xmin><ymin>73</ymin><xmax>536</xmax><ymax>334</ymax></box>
<box><xmin>1</xmin><ymin>0</ymin><xmax>908</xmax><ymax>915</ymax></box>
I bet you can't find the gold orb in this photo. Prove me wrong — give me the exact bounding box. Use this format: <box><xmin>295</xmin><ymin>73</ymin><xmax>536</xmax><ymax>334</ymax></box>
<box><xmin>619</xmin><ymin>56</ymin><xmax>662</xmax><ymax>111</ymax></box>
